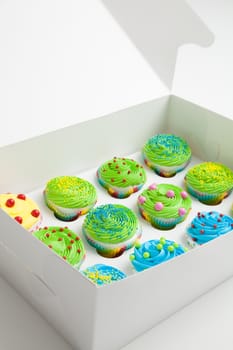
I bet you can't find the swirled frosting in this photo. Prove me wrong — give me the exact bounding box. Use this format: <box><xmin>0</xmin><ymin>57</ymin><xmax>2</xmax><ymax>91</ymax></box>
<box><xmin>185</xmin><ymin>162</ymin><xmax>233</xmax><ymax>194</ymax></box>
<box><xmin>187</xmin><ymin>211</ymin><xmax>233</xmax><ymax>245</ymax></box>
<box><xmin>138</xmin><ymin>183</ymin><xmax>192</xmax><ymax>220</ymax></box>
<box><xmin>0</xmin><ymin>193</ymin><xmax>41</xmax><ymax>231</ymax></box>
<box><xmin>44</xmin><ymin>176</ymin><xmax>97</xmax><ymax>208</ymax></box>
<box><xmin>143</xmin><ymin>134</ymin><xmax>191</xmax><ymax>166</ymax></box>
<box><xmin>82</xmin><ymin>264</ymin><xmax>126</xmax><ymax>286</ymax></box>
<box><xmin>97</xmin><ymin>157</ymin><xmax>146</xmax><ymax>188</ymax></box>
<box><xmin>33</xmin><ymin>226</ymin><xmax>85</xmax><ymax>268</ymax></box>
<box><xmin>130</xmin><ymin>238</ymin><xmax>186</xmax><ymax>272</ymax></box>
<box><xmin>83</xmin><ymin>204</ymin><xmax>140</xmax><ymax>244</ymax></box>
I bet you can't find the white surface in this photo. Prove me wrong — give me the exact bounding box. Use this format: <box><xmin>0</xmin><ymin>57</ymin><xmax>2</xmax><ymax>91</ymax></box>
<box><xmin>1</xmin><ymin>0</ymin><xmax>233</xmax><ymax>349</ymax></box>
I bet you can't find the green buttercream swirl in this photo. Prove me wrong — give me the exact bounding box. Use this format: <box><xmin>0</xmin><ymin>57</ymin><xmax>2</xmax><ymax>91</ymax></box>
<box><xmin>185</xmin><ymin>162</ymin><xmax>233</xmax><ymax>194</ymax></box>
<box><xmin>139</xmin><ymin>184</ymin><xmax>192</xmax><ymax>218</ymax></box>
<box><xmin>143</xmin><ymin>134</ymin><xmax>191</xmax><ymax>166</ymax></box>
<box><xmin>33</xmin><ymin>226</ymin><xmax>85</xmax><ymax>267</ymax></box>
<box><xmin>98</xmin><ymin>158</ymin><xmax>146</xmax><ymax>188</ymax></box>
<box><xmin>83</xmin><ymin>204</ymin><xmax>139</xmax><ymax>243</ymax></box>
<box><xmin>45</xmin><ymin>176</ymin><xmax>97</xmax><ymax>208</ymax></box>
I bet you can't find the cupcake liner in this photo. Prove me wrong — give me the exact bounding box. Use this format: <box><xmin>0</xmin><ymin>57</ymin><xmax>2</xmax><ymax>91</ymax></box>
<box><xmin>143</xmin><ymin>154</ymin><xmax>190</xmax><ymax>177</ymax></box>
<box><xmin>185</xmin><ymin>183</ymin><xmax>230</xmax><ymax>205</ymax></box>
<box><xmin>139</xmin><ymin>207</ymin><xmax>188</xmax><ymax>230</ymax></box>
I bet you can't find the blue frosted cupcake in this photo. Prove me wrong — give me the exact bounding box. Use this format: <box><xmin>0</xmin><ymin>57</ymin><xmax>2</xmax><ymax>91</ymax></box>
<box><xmin>143</xmin><ymin>134</ymin><xmax>191</xmax><ymax>177</ymax></box>
<box><xmin>82</xmin><ymin>264</ymin><xmax>126</xmax><ymax>286</ymax></box>
<box><xmin>138</xmin><ymin>183</ymin><xmax>192</xmax><ymax>230</ymax></box>
<box><xmin>129</xmin><ymin>238</ymin><xmax>186</xmax><ymax>272</ymax></box>
<box><xmin>186</xmin><ymin>211</ymin><xmax>233</xmax><ymax>248</ymax></box>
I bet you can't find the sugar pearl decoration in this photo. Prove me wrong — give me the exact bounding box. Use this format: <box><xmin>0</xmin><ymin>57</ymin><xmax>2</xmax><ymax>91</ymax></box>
<box><xmin>181</xmin><ymin>191</ymin><xmax>188</xmax><ymax>199</ymax></box>
<box><xmin>138</xmin><ymin>196</ymin><xmax>146</xmax><ymax>204</ymax></box>
<box><xmin>155</xmin><ymin>202</ymin><xmax>164</xmax><ymax>211</ymax></box>
<box><xmin>178</xmin><ymin>207</ymin><xmax>186</xmax><ymax>216</ymax></box>
<box><xmin>149</xmin><ymin>183</ymin><xmax>157</xmax><ymax>190</ymax></box>
<box><xmin>166</xmin><ymin>190</ymin><xmax>175</xmax><ymax>198</ymax></box>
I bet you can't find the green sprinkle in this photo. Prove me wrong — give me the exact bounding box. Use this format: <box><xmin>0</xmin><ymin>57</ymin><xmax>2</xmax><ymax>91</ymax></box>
<box><xmin>143</xmin><ymin>252</ymin><xmax>150</xmax><ymax>258</ymax></box>
<box><xmin>129</xmin><ymin>254</ymin><xmax>135</xmax><ymax>261</ymax></box>
<box><xmin>156</xmin><ymin>243</ymin><xmax>163</xmax><ymax>250</ymax></box>
<box><xmin>173</xmin><ymin>242</ymin><xmax>179</xmax><ymax>248</ymax></box>
<box><xmin>168</xmin><ymin>245</ymin><xmax>175</xmax><ymax>252</ymax></box>
<box><xmin>135</xmin><ymin>241</ymin><xmax>141</xmax><ymax>249</ymax></box>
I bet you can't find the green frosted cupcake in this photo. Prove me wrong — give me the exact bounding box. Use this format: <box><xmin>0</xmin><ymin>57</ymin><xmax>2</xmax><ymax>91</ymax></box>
<box><xmin>44</xmin><ymin>176</ymin><xmax>97</xmax><ymax>221</ymax></box>
<box><xmin>143</xmin><ymin>134</ymin><xmax>191</xmax><ymax>177</ymax></box>
<box><xmin>138</xmin><ymin>183</ymin><xmax>192</xmax><ymax>229</ymax></box>
<box><xmin>83</xmin><ymin>204</ymin><xmax>142</xmax><ymax>257</ymax></box>
<box><xmin>33</xmin><ymin>226</ymin><xmax>85</xmax><ymax>269</ymax></box>
<box><xmin>185</xmin><ymin>162</ymin><xmax>233</xmax><ymax>205</ymax></box>
<box><xmin>97</xmin><ymin>157</ymin><xmax>146</xmax><ymax>198</ymax></box>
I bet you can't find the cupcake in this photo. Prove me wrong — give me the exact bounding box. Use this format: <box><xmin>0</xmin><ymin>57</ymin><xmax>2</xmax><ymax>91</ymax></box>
<box><xmin>143</xmin><ymin>134</ymin><xmax>191</xmax><ymax>177</ymax></box>
<box><xmin>130</xmin><ymin>238</ymin><xmax>186</xmax><ymax>272</ymax></box>
<box><xmin>0</xmin><ymin>193</ymin><xmax>41</xmax><ymax>232</ymax></box>
<box><xmin>44</xmin><ymin>176</ymin><xmax>97</xmax><ymax>221</ymax></box>
<box><xmin>185</xmin><ymin>162</ymin><xmax>233</xmax><ymax>205</ymax></box>
<box><xmin>33</xmin><ymin>226</ymin><xmax>85</xmax><ymax>269</ymax></box>
<box><xmin>82</xmin><ymin>264</ymin><xmax>126</xmax><ymax>286</ymax></box>
<box><xmin>97</xmin><ymin>157</ymin><xmax>146</xmax><ymax>198</ymax></box>
<box><xmin>138</xmin><ymin>183</ymin><xmax>192</xmax><ymax>229</ymax></box>
<box><xmin>186</xmin><ymin>211</ymin><xmax>233</xmax><ymax>248</ymax></box>
<box><xmin>83</xmin><ymin>204</ymin><xmax>141</xmax><ymax>258</ymax></box>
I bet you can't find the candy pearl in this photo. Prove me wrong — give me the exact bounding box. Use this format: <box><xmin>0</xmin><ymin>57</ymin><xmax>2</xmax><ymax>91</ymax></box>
<box><xmin>178</xmin><ymin>208</ymin><xmax>186</xmax><ymax>216</ymax></box>
<box><xmin>155</xmin><ymin>202</ymin><xmax>164</xmax><ymax>211</ymax></box>
<box><xmin>181</xmin><ymin>191</ymin><xmax>188</xmax><ymax>199</ymax></box>
<box><xmin>17</xmin><ymin>194</ymin><xmax>26</xmax><ymax>200</ymax></box>
<box><xmin>160</xmin><ymin>237</ymin><xmax>166</xmax><ymax>245</ymax></box>
<box><xmin>31</xmin><ymin>209</ymin><xmax>40</xmax><ymax>218</ymax></box>
<box><xmin>143</xmin><ymin>252</ymin><xmax>150</xmax><ymax>258</ymax></box>
<box><xmin>138</xmin><ymin>196</ymin><xmax>146</xmax><ymax>204</ymax></box>
<box><xmin>14</xmin><ymin>216</ymin><xmax>23</xmax><ymax>224</ymax></box>
<box><xmin>149</xmin><ymin>183</ymin><xmax>157</xmax><ymax>190</ymax></box>
<box><xmin>6</xmin><ymin>198</ymin><xmax>15</xmax><ymax>208</ymax></box>
<box><xmin>129</xmin><ymin>254</ymin><xmax>135</xmax><ymax>261</ymax></box>
<box><xmin>166</xmin><ymin>190</ymin><xmax>175</xmax><ymax>198</ymax></box>
<box><xmin>173</xmin><ymin>242</ymin><xmax>179</xmax><ymax>248</ymax></box>
<box><xmin>135</xmin><ymin>241</ymin><xmax>141</xmax><ymax>249</ymax></box>
<box><xmin>168</xmin><ymin>245</ymin><xmax>174</xmax><ymax>252</ymax></box>
<box><xmin>156</xmin><ymin>243</ymin><xmax>163</xmax><ymax>250</ymax></box>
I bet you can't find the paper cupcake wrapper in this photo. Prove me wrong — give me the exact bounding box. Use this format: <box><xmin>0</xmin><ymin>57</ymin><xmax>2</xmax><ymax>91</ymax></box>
<box><xmin>45</xmin><ymin>195</ymin><xmax>96</xmax><ymax>221</ymax></box>
<box><xmin>97</xmin><ymin>173</ymin><xmax>144</xmax><ymax>198</ymax></box>
<box><xmin>185</xmin><ymin>183</ymin><xmax>230</xmax><ymax>205</ymax></box>
<box><xmin>143</xmin><ymin>155</ymin><xmax>190</xmax><ymax>178</ymax></box>
<box><xmin>139</xmin><ymin>207</ymin><xmax>187</xmax><ymax>230</ymax></box>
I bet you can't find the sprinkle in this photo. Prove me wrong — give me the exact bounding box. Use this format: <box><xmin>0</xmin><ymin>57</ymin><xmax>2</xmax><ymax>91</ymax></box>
<box><xmin>111</xmin><ymin>178</ymin><xmax>115</xmax><ymax>182</ymax></box>
<box><xmin>156</xmin><ymin>243</ymin><xmax>163</xmax><ymax>250</ymax></box>
<box><xmin>122</xmin><ymin>179</ymin><xmax>126</xmax><ymax>183</ymax></box>
<box><xmin>58</xmin><ymin>237</ymin><xmax>62</xmax><ymax>241</ymax></box>
<box><xmin>45</xmin><ymin>233</ymin><xmax>50</xmax><ymax>238</ymax></box>
<box><xmin>160</xmin><ymin>237</ymin><xmax>166</xmax><ymax>245</ymax></box>
<box><xmin>213</xmin><ymin>224</ymin><xmax>217</xmax><ymax>229</ymax></box>
<box><xmin>129</xmin><ymin>254</ymin><xmax>135</xmax><ymax>261</ymax></box>
<box><xmin>200</xmin><ymin>229</ymin><xmax>204</xmax><ymax>234</ymax></box>
<box><xmin>68</xmin><ymin>233</ymin><xmax>72</xmax><ymax>237</ymax></box>
<box><xmin>70</xmin><ymin>239</ymin><xmax>74</xmax><ymax>244</ymax></box>
<box><xmin>59</xmin><ymin>228</ymin><xmax>64</xmax><ymax>232</ymax></box>
<box><xmin>67</xmin><ymin>245</ymin><xmax>72</xmax><ymax>250</ymax></box>
<box><xmin>191</xmin><ymin>224</ymin><xmax>195</xmax><ymax>228</ymax></box>
<box><xmin>48</xmin><ymin>245</ymin><xmax>53</xmax><ymax>248</ymax></box>
<box><xmin>52</xmin><ymin>229</ymin><xmax>56</xmax><ymax>233</ymax></box>
<box><xmin>75</xmin><ymin>237</ymin><xmax>80</xmax><ymax>241</ymax></box>
<box><xmin>181</xmin><ymin>191</ymin><xmax>188</xmax><ymax>199</ymax></box>
<box><xmin>127</xmin><ymin>170</ymin><xmax>131</xmax><ymax>174</ymax></box>
<box><xmin>143</xmin><ymin>252</ymin><xmax>150</xmax><ymax>258</ymax></box>
<box><xmin>5</xmin><ymin>198</ymin><xmax>15</xmax><ymax>208</ymax></box>
<box><xmin>149</xmin><ymin>183</ymin><xmax>157</xmax><ymax>190</ymax></box>
<box><xmin>14</xmin><ymin>216</ymin><xmax>23</xmax><ymax>224</ymax></box>
<box><xmin>77</xmin><ymin>249</ymin><xmax>81</xmax><ymax>253</ymax></box>
<box><xmin>168</xmin><ymin>245</ymin><xmax>174</xmax><ymax>252</ymax></box>
<box><xmin>63</xmin><ymin>256</ymin><xmax>67</xmax><ymax>260</ymax></box>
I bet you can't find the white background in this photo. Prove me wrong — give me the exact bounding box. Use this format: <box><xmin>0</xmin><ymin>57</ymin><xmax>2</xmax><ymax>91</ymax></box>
<box><xmin>1</xmin><ymin>0</ymin><xmax>233</xmax><ymax>349</ymax></box>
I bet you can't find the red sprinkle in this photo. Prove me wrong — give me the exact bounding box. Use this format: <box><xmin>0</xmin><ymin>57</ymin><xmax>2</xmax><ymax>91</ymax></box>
<box><xmin>70</xmin><ymin>239</ymin><xmax>74</xmax><ymax>244</ymax></box>
<box><xmin>122</xmin><ymin>162</ymin><xmax>126</xmax><ymax>165</ymax></box>
<box><xmin>58</xmin><ymin>237</ymin><xmax>63</xmax><ymax>241</ymax></box>
<box><xmin>52</xmin><ymin>229</ymin><xmax>56</xmax><ymax>233</ymax></box>
<box><xmin>59</xmin><ymin>228</ymin><xmax>64</xmax><ymax>232</ymax></box>
<box><xmin>127</xmin><ymin>170</ymin><xmax>131</xmax><ymax>174</ymax></box>
<box><xmin>67</xmin><ymin>245</ymin><xmax>72</xmax><ymax>250</ymax></box>
<box><xmin>63</xmin><ymin>256</ymin><xmax>67</xmax><ymax>260</ymax></box>
<box><xmin>117</xmin><ymin>171</ymin><xmax>121</xmax><ymax>174</ymax></box>
<box><xmin>108</xmin><ymin>163</ymin><xmax>112</xmax><ymax>166</ymax></box>
<box><xmin>31</xmin><ymin>209</ymin><xmax>40</xmax><ymax>218</ymax></box>
<box><xmin>6</xmin><ymin>198</ymin><xmax>15</xmax><ymax>208</ymax></box>
<box><xmin>116</xmin><ymin>165</ymin><xmax>119</xmax><ymax>169</ymax></box>
<box><xmin>17</xmin><ymin>194</ymin><xmax>26</xmax><ymax>200</ymax></box>
<box><xmin>46</xmin><ymin>233</ymin><xmax>50</xmax><ymax>238</ymax></box>
<box><xmin>75</xmin><ymin>237</ymin><xmax>80</xmax><ymax>241</ymax></box>
<box><xmin>122</xmin><ymin>179</ymin><xmax>126</xmax><ymax>183</ymax></box>
<box><xmin>231</xmin><ymin>223</ymin><xmax>233</xmax><ymax>227</ymax></box>
<box><xmin>191</xmin><ymin>224</ymin><xmax>195</xmax><ymax>228</ymax></box>
<box><xmin>77</xmin><ymin>249</ymin><xmax>81</xmax><ymax>253</ymax></box>
<box><xmin>213</xmin><ymin>224</ymin><xmax>217</xmax><ymax>229</ymax></box>
<box><xmin>111</xmin><ymin>178</ymin><xmax>115</xmax><ymax>182</ymax></box>
<box><xmin>68</xmin><ymin>233</ymin><xmax>72</xmax><ymax>237</ymax></box>
<box><xmin>113</xmin><ymin>159</ymin><xmax>117</xmax><ymax>163</ymax></box>
<box><xmin>48</xmin><ymin>245</ymin><xmax>53</xmax><ymax>249</ymax></box>
<box><xmin>136</xmin><ymin>164</ymin><xmax>139</xmax><ymax>168</ymax></box>
<box><xmin>201</xmin><ymin>214</ymin><xmax>205</xmax><ymax>218</ymax></box>
<box><xmin>44</xmin><ymin>226</ymin><xmax>48</xmax><ymax>229</ymax></box>
<box><xmin>200</xmin><ymin>229</ymin><xmax>204</xmax><ymax>234</ymax></box>
<box><xmin>14</xmin><ymin>216</ymin><xmax>23</xmax><ymax>224</ymax></box>
<box><xmin>139</xmin><ymin>173</ymin><xmax>142</xmax><ymax>176</ymax></box>
<box><xmin>220</xmin><ymin>214</ymin><xmax>223</xmax><ymax>217</ymax></box>
<box><xmin>201</xmin><ymin>223</ymin><xmax>205</xmax><ymax>226</ymax></box>
<box><xmin>217</xmin><ymin>219</ymin><xmax>221</xmax><ymax>222</ymax></box>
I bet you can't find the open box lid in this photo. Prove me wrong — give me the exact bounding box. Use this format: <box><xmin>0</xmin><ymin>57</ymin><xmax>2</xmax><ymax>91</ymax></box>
<box><xmin>0</xmin><ymin>0</ymin><xmax>232</xmax><ymax>147</ymax></box>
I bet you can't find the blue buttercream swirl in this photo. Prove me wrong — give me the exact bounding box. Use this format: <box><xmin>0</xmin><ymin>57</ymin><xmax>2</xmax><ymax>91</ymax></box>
<box><xmin>130</xmin><ymin>238</ymin><xmax>186</xmax><ymax>272</ymax></box>
<box><xmin>187</xmin><ymin>211</ymin><xmax>233</xmax><ymax>245</ymax></box>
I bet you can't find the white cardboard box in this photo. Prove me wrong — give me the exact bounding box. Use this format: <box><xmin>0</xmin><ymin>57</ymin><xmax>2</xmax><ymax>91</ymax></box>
<box><xmin>1</xmin><ymin>95</ymin><xmax>233</xmax><ymax>350</ymax></box>
<box><xmin>0</xmin><ymin>1</ymin><xmax>233</xmax><ymax>350</ymax></box>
